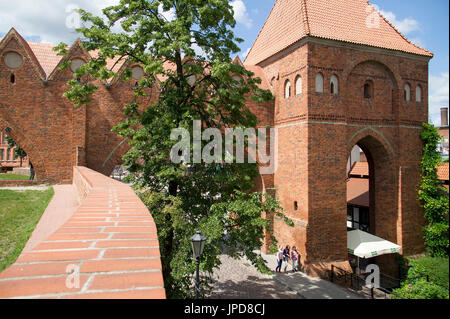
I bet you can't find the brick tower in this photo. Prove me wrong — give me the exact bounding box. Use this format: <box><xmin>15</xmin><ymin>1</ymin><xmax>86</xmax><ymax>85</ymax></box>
<box><xmin>244</xmin><ymin>0</ymin><xmax>433</xmax><ymax>277</ymax></box>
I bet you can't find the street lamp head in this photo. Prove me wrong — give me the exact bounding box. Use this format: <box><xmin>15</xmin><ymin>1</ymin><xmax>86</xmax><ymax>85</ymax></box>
<box><xmin>190</xmin><ymin>230</ymin><xmax>207</xmax><ymax>258</ymax></box>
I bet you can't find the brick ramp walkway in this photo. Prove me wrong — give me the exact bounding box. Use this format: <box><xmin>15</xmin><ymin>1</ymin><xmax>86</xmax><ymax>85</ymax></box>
<box><xmin>0</xmin><ymin>167</ymin><xmax>165</xmax><ymax>299</ymax></box>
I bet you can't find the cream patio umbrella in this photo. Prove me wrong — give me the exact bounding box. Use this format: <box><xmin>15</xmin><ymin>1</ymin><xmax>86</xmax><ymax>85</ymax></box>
<box><xmin>347</xmin><ymin>229</ymin><xmax>401</xmax><ymax>259</ymax></box>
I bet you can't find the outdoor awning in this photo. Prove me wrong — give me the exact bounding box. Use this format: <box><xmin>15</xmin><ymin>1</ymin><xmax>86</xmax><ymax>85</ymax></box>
<box><xmin>347</xmin><ymin>229</ymin><xmax>401</xmax><ymax>258</ymax></box>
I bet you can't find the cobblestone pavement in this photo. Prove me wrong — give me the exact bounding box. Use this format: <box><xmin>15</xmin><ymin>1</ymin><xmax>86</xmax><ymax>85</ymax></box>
<box><xmin>210</xmin><ymin>255</ymin><xmax>301</xmax><ymax>299</ymax></box>
<box><xmin>209</xmin><ymin>253</ymin><xmax>362</xmax><ymax>299</ymax></box>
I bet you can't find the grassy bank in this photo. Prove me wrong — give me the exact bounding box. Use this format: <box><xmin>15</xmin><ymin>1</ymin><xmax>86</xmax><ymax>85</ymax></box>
<box><xmin>0</xmin><ymin>174</ymin><xmax>30</xmax><ymax>181</ymax></box>
<box><xmin>0</xmin><ymin>187</ymin><xmax>54</xmax><ymax>272</ymax></box>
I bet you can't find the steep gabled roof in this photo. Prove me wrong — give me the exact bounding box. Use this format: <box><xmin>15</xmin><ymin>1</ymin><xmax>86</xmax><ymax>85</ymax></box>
<box><xmin>0</xmin><ymin>37</ymin><xmax>61</xmax><ymax>77</ymax></box>
<box><xmin>244</xmin><ymin>0</ymin><xmax>433</xmax><ymax>65</ymax></box>
<box><xmin>27</xmin><ymin>42</ymin><xmax>62</xmax><ymax>76</ymax></box>
<box><xmin>0</xmin><ymin>29</ymin><xmax>47</xmax><ymax>79</ymax></box>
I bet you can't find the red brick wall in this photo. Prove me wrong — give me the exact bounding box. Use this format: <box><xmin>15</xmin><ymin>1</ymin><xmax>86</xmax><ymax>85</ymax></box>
<box><xmin>0</xmin><ymin>37</ymin><xmax>74</xmax><ymax>184</ymax></box>
<box><xmin>73</xmin><ymin>166</ymin><xmax>93</xmax><ymax>204</ymax></box>
<box><xmin>257</xmin><ymin>40</ymin><xmax>429</xmax><ymax>277</ymax></box>
<box><xmin>1</xmin><ymin>30</ymin><xmax>430</xmax><ymax>277</ymax></box>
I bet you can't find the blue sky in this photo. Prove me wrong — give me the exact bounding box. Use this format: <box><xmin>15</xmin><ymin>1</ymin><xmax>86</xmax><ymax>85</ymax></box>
<box><xmin>1</xmin><ymin>0</ymin><xmax>448</xmax><ymax>125</ymax></box>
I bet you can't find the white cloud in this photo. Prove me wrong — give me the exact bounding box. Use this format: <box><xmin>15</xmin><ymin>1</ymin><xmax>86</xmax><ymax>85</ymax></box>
<box><xmin>231</xmin><ymin>0</ymin><xmax>252</xmax><ymax>29</ymax></box>
<box><xmin>0</xmin><ymin>0</ymin><xmax>120</xmax><ymax>44</ymax></box>
<box><xmin>369</xmin><ymin>5</ymin><xmax>425</xmax><ymax>55</ymax></box>
<box><xmin>429</xmin><ymin>72</ymin><xmax>449</xmax><ymax>125</ymax></box>
<box><xmin>158</xmin><ymin>4</ymin><xmax>176</xmax><ymax>22</ymax></box>
<box><xmin>371</xmin><ymin>4</ymin><xmax>420</xmax><ymax>36</ymax></box>
<box><xmin>241</xmin><ymin>47</ymin><xmax>250</xmax><ymax>60</ymax></box>
<box><xmin>379</xmin><ymin>10</ymin><xmax>420</xmax><ymax>35</ymax></box>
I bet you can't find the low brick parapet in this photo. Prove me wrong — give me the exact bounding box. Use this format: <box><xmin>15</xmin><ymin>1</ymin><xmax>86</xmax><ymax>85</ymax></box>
<box><xmin>0</xmin><ymin>180</ymin><xmax>39</xmax><ymax>187</ymax></box>
<box><xmin>0</xmin><ymin>166</ymin><xmax>166</xmax><ymax>299</ymax></box>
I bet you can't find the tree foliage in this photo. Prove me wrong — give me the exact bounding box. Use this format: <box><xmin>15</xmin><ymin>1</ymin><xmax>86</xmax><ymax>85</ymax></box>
<box><xmin>418</xmin><ymin>123</ymin><xmax>449</xmax><ymax>257</ymax></box>
<box><xmin>55</xmin><ymin>0</ymin><xmax>291</xmax><ymax>298</ymax></box>
<box><xmin>5</xmin><ymin>136</ymin><xmax>27</xmax><ymax>163</ymax></box>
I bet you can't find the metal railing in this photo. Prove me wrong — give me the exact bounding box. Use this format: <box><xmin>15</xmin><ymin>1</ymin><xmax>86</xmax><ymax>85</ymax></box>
<box><xmin>329</xmin><ymin>264</ymin><xmax>432</xmax><ymax>299</ymax></box>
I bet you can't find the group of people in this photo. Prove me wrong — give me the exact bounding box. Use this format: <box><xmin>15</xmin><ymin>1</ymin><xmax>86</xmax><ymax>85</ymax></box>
<box><xmin>275</xmin><ymin>245</ymin><xmax>300</xmax><ymax>273</ymax></box>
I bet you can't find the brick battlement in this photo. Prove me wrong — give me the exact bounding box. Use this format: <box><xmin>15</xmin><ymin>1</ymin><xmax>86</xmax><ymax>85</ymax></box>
<box><xmin>0</xmin><ymin>166</ymin><xmax>165</xmax><ymax>299</ymax></box>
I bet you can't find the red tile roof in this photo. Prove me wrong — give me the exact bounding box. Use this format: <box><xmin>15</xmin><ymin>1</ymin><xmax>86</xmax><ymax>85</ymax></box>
<box><xmin>347</xmin><ymin>177</ymin><xmax>369</xmax><ymax>207</ymax></box>
<box><xmin>349</xmin><ymin>161</ymin><xmax>369</xmax><ymax>177</ymax></box>
<box><xmin>349</xmin><ymin>161</ymin><xmax>448</xmax><ymax>182</ymax></box>
<box><xmin>437</xmin><ymin>163</ymin><xmax>449</xmax><ymax>181</ymax></box>
<box><xmin>27</xmin><ymin>42</ymin><xmax>62</xmax><ymax>77</ymax></box>
<box><xmin>1</xmin><ymin>37</ymin><xmax>62</xmax><ymax>77</ymax></box>
<box><xmin>1</xmin><ymin>37</ymin><xmax>129</xmax><ymax>78</ymax></box>
<box><xmin>2</xmin><ymin>35</ymin><xmax>270</xmax><ymax>88</ymax></box>
<box><xmin>245</xmin><ymin>0</ymin><xmax>433</xmax><ymax>65</ymax></box>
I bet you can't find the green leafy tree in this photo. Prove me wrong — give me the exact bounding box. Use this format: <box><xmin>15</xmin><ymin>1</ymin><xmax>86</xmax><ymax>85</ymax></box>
<box><xmin>55</xmin><ymin>0</ymin><xmax>292</xmax><ymax>298</ymax></box>
<box><xmin>5</xmin><ymin>136</ymin><xmax>27</xmax><ymax>167</ymax></box>
<box><xmin>418</xmin><ymin>123</ymin><xmax>449</xmax><ymax>257</ymax></box>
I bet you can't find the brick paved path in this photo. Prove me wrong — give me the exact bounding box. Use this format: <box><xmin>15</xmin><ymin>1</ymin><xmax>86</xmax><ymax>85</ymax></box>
<box><xmin>0</xmin><ymin>167</ymin><xmax>165</xmax><ymax>299</ymax></box>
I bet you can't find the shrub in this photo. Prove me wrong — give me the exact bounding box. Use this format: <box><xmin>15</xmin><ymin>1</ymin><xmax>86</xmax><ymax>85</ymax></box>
<box><xmin>392</xmin><ymin>279</ymin><xmax>449</xmax><ymax>299</ymax></box>
<box><xmin>419</xmin><ymin>123</ymin><xmax>449</xmax><ymax>257</ymax></box>
<box><xmin>392</xmin><ymin>256</ymin><xmax>449</xmax><ymax>299</ymax></box>
<box><xmin>407</xmin><ymin>257</ymin><xmax>449</xmax><ymax>288</ymax></box>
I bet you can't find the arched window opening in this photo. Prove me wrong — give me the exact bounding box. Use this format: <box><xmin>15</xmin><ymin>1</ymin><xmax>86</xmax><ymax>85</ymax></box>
<box><xmin>284</xmin><ymin>80</ymin><xmax>291</xmax><ymax>99</ymax></box>
<box><xmin>295</xmin><ymin>76</ymin><xmax>302</xmax><ymax>95</ymax></box>
<box><xmin>330</xmin><ymin>75</ymin><xmax>339</xmax><ymax>94</ymax></box>
<box><xmin>404</xmin><ymin>83</ymin><xmax>411</xmax><ymax>102</ymax></box>
<box><xmin>346</xmin><ymin>145</ymin><xmax>370</xmax><ymax>234</ymax></box>
<box><xmin>0</xmin><ymin>132</ymin><xmax>30</xmax><ymax>177</ymax></box>
<box><xmin>315</xmin><ymin>73</ymin><xmax>324</xmax><ymax>93</ymax></box>
<box><xmin>416</xmin><ymin>85</ymin><xmax>422</xmax><ymax>102</ymax></box>
<box><xmin>70</xmin><ymin>58</ymin><xmax>86</xmax><ymax>73</ymax></box>
<box><xmin>131</xmin><ymin>66</ymin><xmax>145</xmax><ymax>81</ymax></box>
<box><xmin>4</xmin><ymin>52</ymin><xmax>23</xmax><ymax>69</ymax></box>
<box><xmin>10</xmin><ymin>73</ymin><xmax>15</xmax><ymax>84</ymax></box>
<box><xmin>364</xmin><ymin>81</ymin><xmax>373</xmax><ymax>99</ymax></box>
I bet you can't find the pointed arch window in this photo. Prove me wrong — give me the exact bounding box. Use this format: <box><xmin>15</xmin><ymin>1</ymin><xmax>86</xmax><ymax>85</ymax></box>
<box><xmin>295</xmin><ymin>76</ymin><xmax>302</xmax><ymax>95</ymax></box>
<box><xmin>70</xmin><ymin>58</ymin><xmax>86</xmax><ymax>73</ymax></box>
<box><xmin>330</xmin><ymin>75</ymin><xmax>339</xmax><ymax>94</ymax></box>
<box><xmin>285</xmin><ymin>80</ymin><xmax>291</xmax><ymax>99</ymax></box>
<box><xmin>315</xmin><ymin>73</ymin><xmax>324</xmax><ymax>93</ymax></box>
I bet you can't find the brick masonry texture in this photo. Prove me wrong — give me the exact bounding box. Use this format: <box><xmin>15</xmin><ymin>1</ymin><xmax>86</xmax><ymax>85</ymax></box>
<box><xmin>0</xmin><ymin>166</ymin><xmax>165</xmax><ymax>299</ymax></box>
<box><xmin>262</xmin><ymin>39</ymin><xmax>430</xmax><ymax>277</ymax></box>
<box><xmin>0</xmin><ymin>0</ymin><xmax>432</xmax><ymax>281</ymax></box>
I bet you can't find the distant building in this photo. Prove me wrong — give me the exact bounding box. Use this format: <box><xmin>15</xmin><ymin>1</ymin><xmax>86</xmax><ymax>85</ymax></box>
<box><xmin>437</xmin><ymin>107</ymin><xmax>449</xmax><ymax>160</ymax></box>
<box><xmin>0</xmin><ymin>131</ymin><xmax>29</xmax><ymax>170</ymax></box>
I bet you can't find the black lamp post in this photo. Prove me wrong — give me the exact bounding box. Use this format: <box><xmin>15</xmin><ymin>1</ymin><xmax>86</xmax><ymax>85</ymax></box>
<box><xmin>190</xmin><ymin>230</ymin><xmax>207</xmax><ymax>299</ymax></box>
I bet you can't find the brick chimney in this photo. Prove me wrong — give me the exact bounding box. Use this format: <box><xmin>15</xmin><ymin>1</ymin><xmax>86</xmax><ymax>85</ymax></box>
<box><xmin>441</xmin><ymin>107</ymin><xmax>449</xmax><ymax>127</ymax></box>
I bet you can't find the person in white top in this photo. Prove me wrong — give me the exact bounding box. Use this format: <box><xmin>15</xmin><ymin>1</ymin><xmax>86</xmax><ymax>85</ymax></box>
<box><xmin>275</xmin><ymin>245</ymin><xmax>284</xmax><ymax>272</ymax></box>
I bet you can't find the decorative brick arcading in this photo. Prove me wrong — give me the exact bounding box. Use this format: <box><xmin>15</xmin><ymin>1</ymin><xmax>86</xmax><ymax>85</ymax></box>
<box><xmin>0</xmin><ymin>166</ymin><xmax>165</xmax><ymax>299</ymax></box>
